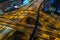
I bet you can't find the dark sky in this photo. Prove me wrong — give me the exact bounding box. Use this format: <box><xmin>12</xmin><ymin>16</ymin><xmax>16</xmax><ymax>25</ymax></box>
<box><xmin>0</xmin><ymin>0</ymin><xmax>7</xmax><ymax>3</ymax></box>
<box><xmin>53</xmin><ymin>0</ymin><xmax>60</xmax><ymax>7</ymax></box>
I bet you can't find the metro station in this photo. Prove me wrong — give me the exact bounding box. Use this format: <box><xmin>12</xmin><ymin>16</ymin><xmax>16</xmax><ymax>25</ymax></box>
<box><xmin>0</xmin><ymin>0</ymin><xmax>60</xmax><ymax>40</ymax></box>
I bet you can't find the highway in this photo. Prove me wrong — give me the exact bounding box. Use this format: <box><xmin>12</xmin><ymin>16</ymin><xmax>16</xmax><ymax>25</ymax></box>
<box><xmin>0</xmin><ymin>0</ymin><xmax>60</xmax><ymax>40</ymax></box>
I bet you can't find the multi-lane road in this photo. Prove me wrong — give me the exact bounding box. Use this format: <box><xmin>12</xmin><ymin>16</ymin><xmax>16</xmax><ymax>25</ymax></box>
<box><xmin>0</xmin><ymin>0</ymin><xmax>60</xmax><ymax>40</ymax></box>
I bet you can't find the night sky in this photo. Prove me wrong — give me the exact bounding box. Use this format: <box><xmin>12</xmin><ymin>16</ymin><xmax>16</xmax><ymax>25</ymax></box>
<box><xmin>0</xmin><ymin>0</ymin><xmax>7</xmax><ymax>3</ymax></box>
<box><xmin>53</xmin><ymin>0</ymin><xmax>60</xmax><ymax>7</ymax></box>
